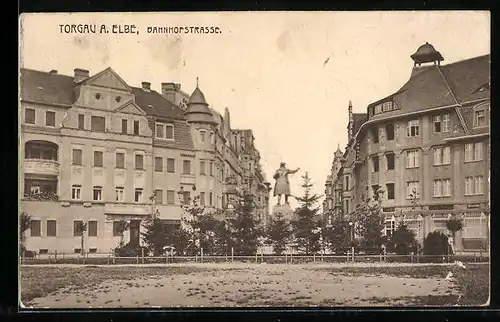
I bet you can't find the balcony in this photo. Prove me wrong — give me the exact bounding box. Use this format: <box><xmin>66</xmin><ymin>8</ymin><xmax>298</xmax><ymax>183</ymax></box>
<box><xmin>24</xmin><ymin>159</ymin><xmax>60</xmax><ymax>176</ymax></box>
<box><xmin>23</xmin><ymin>191</ymin><xmax>58</xmax><ymax>201</ymax></box>
<box><xmin>105</xmin><ymin>203</ymin><xmax>150</xmax><ymax>216</ymax></box>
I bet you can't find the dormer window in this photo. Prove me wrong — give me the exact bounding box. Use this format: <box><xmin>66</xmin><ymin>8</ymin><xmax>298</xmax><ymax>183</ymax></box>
<box><xmin>474</xmin><ymin>110</ymin><xmax>486</xmax><ymax>127</ymax></box>
<box><xmin>156</xmin><ymin>122</ymin><xmax>174</xmax><ymax>140</ymax></box>
<box><xmin>200</xmin><ymin>130</ymin><xmax>206</xmax><ymax>143</ymax></box>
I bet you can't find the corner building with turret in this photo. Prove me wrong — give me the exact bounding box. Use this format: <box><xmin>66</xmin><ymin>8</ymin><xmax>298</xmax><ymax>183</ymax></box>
<box><xmin>324</xmin><ymin>43</ymin><xmax>490</xmax><ymax>251</ymax></box>
<box><xmin>20</xmin><ymin>67</ymin><xmax>270</xmax><ymax>255</ymax></box>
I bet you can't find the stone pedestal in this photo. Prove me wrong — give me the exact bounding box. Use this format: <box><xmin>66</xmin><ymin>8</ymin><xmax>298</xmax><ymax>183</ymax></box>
<box><xmin>272</xmin><ymin>203</ymin><xmax>296</xmax><ymax>221</ymax></box>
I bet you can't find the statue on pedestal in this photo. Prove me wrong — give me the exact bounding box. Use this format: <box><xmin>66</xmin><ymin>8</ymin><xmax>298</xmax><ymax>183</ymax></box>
<box><xmin>273</xmin><ymin>162</ymin><xmax>300</xmax><ymax>205</ymax></box>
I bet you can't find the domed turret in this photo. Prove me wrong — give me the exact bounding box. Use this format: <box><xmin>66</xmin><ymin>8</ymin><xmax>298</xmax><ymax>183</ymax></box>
<box><xmin>410</xmin><ymin>42</ymin><xmax>444</xmax><ymax>66</ymax></box>
<box><xmin>184</xmin><ymin>78</ymin><xmax>217</xmax><ymax>125</ymax></box>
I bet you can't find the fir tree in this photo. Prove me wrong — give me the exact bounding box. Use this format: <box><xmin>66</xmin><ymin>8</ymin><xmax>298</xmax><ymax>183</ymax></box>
<box><xmin>351</xmin><ymin>199</ymin><xmax>385</xmax><ymax>252</ymax></box>
<box><xmin>266</xmin><ymin>212</ymin><xmax>293</xmax><ymax>255</ymax></box>
<box><xmin>292</xmin><ymin>172</ymin><xmax>322</xmax><ymax>254</ymax></box>
<box><xmin>388</xmin><ymin>221</ymin><xmax>418</xmax><ymax>255</ymax></box>
<box><xmin>141</xmin><ymin>214</ymin><xmax>170</xmax><ymax>256</ymax></box>
<box><xmin>326</xmin><ymin>218</ymin><xmax>351</xmax><ymax>254</ymax></box>
<box><xmin>228</xmin><ymin>191</ymin><xmax>260</xmax><ymax>255</ymax></box>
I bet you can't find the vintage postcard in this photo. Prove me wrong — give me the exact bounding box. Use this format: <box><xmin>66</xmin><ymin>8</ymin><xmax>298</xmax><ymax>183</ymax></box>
<box><xmin>19</xmin><ymin>11</ymin><xmax>490</xmax><ymax>308</ymax></box>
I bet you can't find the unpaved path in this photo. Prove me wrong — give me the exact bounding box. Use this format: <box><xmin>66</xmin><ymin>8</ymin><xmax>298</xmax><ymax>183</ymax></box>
<box><xmin>27</xmin><ymin>264</ymin><xmax>460</xmax><ymax>308</ymax></box>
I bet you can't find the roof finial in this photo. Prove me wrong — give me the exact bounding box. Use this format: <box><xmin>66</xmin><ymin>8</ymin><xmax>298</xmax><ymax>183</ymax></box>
<box><xmin>196</xmin><ymin>77</ymin><xmax>199</xmax><ymax>88</ymax></box>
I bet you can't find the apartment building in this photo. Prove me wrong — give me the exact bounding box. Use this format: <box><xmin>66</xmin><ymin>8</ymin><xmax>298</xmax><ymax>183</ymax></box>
<box><xmin>20</xmin><ymin>67</ymin><xmax>270</xmax><ymax>254</ymax></box>
<box><xmin>324</xmin><ymin>43</ymin><xmax>490</xmax><ymax>250</ymax></box>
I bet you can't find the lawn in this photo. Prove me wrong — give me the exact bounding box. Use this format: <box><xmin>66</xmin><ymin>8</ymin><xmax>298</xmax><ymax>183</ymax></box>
<box><xmin>19</xmin><ymin>263</ymin><xmax>489</xmax><ymax>308</ymax></box>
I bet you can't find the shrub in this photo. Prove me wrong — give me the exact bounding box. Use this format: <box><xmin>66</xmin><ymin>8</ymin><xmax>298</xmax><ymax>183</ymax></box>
<box><xmin>115</xmin><ymin>242</ymin><xmax>147</xmax><ymax>257</ymax></box>
<box><xmin>423</xmin><ymin>231</ymin><xmax>449</xmax><ymax>256</ymax></box>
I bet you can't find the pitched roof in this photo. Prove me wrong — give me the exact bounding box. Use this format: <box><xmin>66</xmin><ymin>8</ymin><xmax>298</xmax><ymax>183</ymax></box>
<box><xmin>368</xmin><ymin>54</ymin><xmax>490</xmax><ymax>122</ymax></box>
<box><xmin>352</xmin><ymin>113</ymin><xmax>367</xmax><ymax>134</ymax></box>
<box><xmin>20</xmin><ymin>68</ymin><xmax>75</xmax><ymax>106</ymax></box>
<box><xmin>132</xmin><ymin>87</ymin><xmax>186</xmax><ymax>120</ymax></box>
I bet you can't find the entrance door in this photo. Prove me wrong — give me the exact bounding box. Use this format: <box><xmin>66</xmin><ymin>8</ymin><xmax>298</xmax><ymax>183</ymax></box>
<box><xmin>129</xmin><ymin>220</ymin><xmax>141</xmax><ymax>246</ymax></box>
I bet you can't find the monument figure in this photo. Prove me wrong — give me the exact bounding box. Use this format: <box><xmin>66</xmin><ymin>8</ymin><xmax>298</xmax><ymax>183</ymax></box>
<box><xmin>273</xmin><ymin>162</ymin><xmax>300</xmax><ymax>205</ymax></box>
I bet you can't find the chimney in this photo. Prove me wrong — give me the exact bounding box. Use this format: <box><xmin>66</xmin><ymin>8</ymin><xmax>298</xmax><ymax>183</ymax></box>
<box><xmin>49</xmin><ymin>70</ymin><xmax>58</xmax><ymax>74</ymax></box>
<box><xmin>141</xmin><ymin>82</ymin><xmax>151</xmax><ymax>91</ymax></box>
<box><xmin>161</xmin><ymin>82</ymin><xmax>181</xmax><ymax>102</ymax></box>
<box><xmin>74</xmin><ymin>68</ymin><xmax>89</xmax><ymax>83</ymax></box>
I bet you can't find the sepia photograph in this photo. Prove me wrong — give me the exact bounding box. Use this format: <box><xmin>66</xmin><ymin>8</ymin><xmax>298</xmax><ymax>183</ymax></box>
<box><xmin>18</xmin><ymin>11</ymin><xmax>490</xmax><ymax>308</ymax></box>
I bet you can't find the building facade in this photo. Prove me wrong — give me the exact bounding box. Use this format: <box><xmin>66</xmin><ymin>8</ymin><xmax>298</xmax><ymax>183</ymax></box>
<box><xmin>20</xmin><ymin>67</ymin><xmax>270</xmax><ymax>255</ymax></box>
<box><xmin>324</xmin><ymin>43</ymin><xmax>490</xmax><ymax>250</ymax></box>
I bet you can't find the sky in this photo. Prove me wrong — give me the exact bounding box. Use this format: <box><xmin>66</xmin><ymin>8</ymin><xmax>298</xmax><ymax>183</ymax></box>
<box><xmin>20</xmin><ymin>11</ymin><xmax>490</xmax><ymax>209</ymax></box>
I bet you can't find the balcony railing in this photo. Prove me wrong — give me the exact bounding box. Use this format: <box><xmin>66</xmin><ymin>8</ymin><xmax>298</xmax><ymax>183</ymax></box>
<box><xmin>24</xmin><ymin>159</ymin><xmax>60</xmax><ymax>176</ymax></box>
<box><xmin>23</xmin><ymin>192</ymin><xmax>59</xmax><ymax>201</ymax></box>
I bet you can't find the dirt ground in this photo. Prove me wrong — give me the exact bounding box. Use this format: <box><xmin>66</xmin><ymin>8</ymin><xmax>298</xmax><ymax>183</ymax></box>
<box><xmin>22</xmin><ymin>263</ymin><xmax>465</xmax><ymax>308</ymax></box>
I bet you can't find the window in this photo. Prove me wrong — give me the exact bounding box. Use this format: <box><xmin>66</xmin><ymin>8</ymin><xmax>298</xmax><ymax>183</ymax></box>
<box><xmin>372</xmin><ymin>156</ymin><xmax>379</xmax><ymax>172</ymax></box>
<box><xmin>167</xmin><ymin>190</ymin><xmax>175</xmax><ymax>205</ymax></box>
<box><xmin>406</xmin><ymin>150</ymin><xmax>420</xmax><ymax>168</ymax></box>
<box><xmin>155</xmin><ymin>157</ymin><xmax>163</xmax><ymax>172</ymax></box>
<box><xmin>404</xmin><ymin>217</ymin><xmax>424</xmax><ymax>240</ymax></box>
<box><xmin>183</xmin><ymin>191</ymin><xmax>191</xmax><ymax>205</ymax></box>
<box><xmin>121</xmin><ymin>119</ymin><xmax>128</xmax><ymax>134</ymax></box>
<box><xmin>30</xmin><ymin>220</ymin><xmax>41</xmax><ymax>237</ymax></box>
<box><xmin>433</xmin><ymin>179</ymin><xmax>451</xmax><ymax>197</ymax></box>
<box><xmin>94</xmin><ymin>151</ymin><xmax>104</xmax><ymax>167</ymax></box>
<box><xmin>116</xmin><ymin>187</ymin><xmax>124</xmax><ymax>202</ymax></box>
<box><xmin>166</xmin><ymin>125</ymin><xmax>174</xmax><ymax>140</ymax></box>
<box><xmin>474</xmin><ymin>110</ymin><xmax>486</xmax><ymax>127</ymax></box>
<box><xmin>210</xmin><ymin>132</ymin><xmax>215</xmax><ymax>144</ymax></box>
<box><xmin>93</xmin><ymin>186</ymin><xmax>103</xmax><ymax>201</ymax></box>
<box><xmin>71</xmin><ymin>185</ymin><xmax>81</xmax><ymax>200</ymax></box>
<box><xmin>382</xmin><ymin>101</ymin><xmax>393</xmax><ymax>112</ymax></box>
<box><xmin>433</xmin><ymin>115</ymin><xmax>442</xmax><ymax>133</ymax></box>
<box><xmin>116</xmin><ymin>152</ymin><xmax>125</xmax><ymax>169</ymax></box>
<box><xmin>135</xmin><ymin>154</ymin><xmax>144</xmax><ymax>170</ymax></box>
<box><xmin>39</xmin><ymin>249</ymin><xmax>49</xmax><ymax>255</ymax></box>
<box><xmin>183</xmin><ymin>160</ymin><xmax>191</xmax><ymax>174</ymax></box>
<box><xmin>73</xmin><ymin>221</ymin><xmax>84</xmax><ymax>236</ymax></box>
<box><xmin>465</xmin><ymin>176</ymin><xmax>484</xmax><ymax>195</ymax></box>
<box><xmin>209</xmin><ymin>192</ymin><xmax>213</xmax><ymax>206</ymax></box>
<box><xmin>25</xmin><ymin>108</ymin><xmax>35</xmax><ymax>124</ymax></box>
<box><xmin>78</xmin><ymin>114</ymin><xmax>85</xmax><ymax>130</ymax></box>
<box><xmin>465</xmin><ymin>142</ymin><xmax>483</xmax><ymax>162</ymax></box>
<box><xmin>374</xmin><ymin>104</ymin><xmax>382</xmax><ymax>114</ymax></box>
<box><xmin>72</xmin><ymin>149</ymin><xmax>83</xmax><ymax>165</ymax></box>
<box><xmin>113</xmin><ymin>221</ymin><xmax>122</xmax><ymax>237</ymax></box>
<box><xmin>442</xmin><ymin>114</ymin><xmax>450</xmax><ymax>132</ymax></box>
<box><xmin>386</xmin><ymin>153</ymin><xmax>395</xmax><ymax>170</ymax></box>
<box><xmin>88</xmin><ymin>221</ymin><xmax>98</xmax><ymax>237</ymax></box>
<box><xmin>133</xmin><ymin>120</ymin><xmax>140</xmax><ymax>135</ymax></box>
<box><xmin>385</xmin><ymin>217</ymin><xmax>396</xmax><ymax>236</ymax></box>
<box><xmin>463</xmin><ymin>214</ymin><xmax>486</xmax><ymax>238</ymax></box>
<box><xmin>156</xmin><ymin>123</ymin><xmax>164</xmax><ymax>138</ymax></box>
<box><xmin>385</xmin><ymin>124</ymin><xmax>394</xmax><ymax>141</ymax></box>
<box><xmin>386</xmin><ymin>183</ymin><xmax>395</xmax><ymax>200</ymax></box>
<box><xmin>407</xmin><ymin>120</ymin><xmax>419</xmax><ymax>137</ymax></box>
<box><xmin>45</xmin><ymin>111</ymin><xmax>56</xmax><ymax>127</ymax></box>
<box><xmin>155</xmin><ymin>189</ymin><xmax>163</xmax><ymax>204</ymax></box>
<box><xmin>91</xmin><ymin>116</ymin><xmax>106</xmax><ymax>132</ymax></box>
<box><xmin>200</xmin><ymin>192</ymin><xmax>206</xmax><ymax>206</ymax></box>
<box><xmin>433</xmin><ymin>146</ymin><xmax>451</xmax><ymax>165</ymax></box>
<box><xmin>200</xmin><ymin>161</ymin><xmax>206</xmax><ymax>175</ymax></box>
<box><xmin>209</xmin><ymin>161</ymin><xmax>214</xmax><ymax>176</ymax></box>
<box><xmin>167</xmin><ymin>158</ymin><xmax>175</xmax><ymax>173</ymax></box>
<box><xmin>372</xmin><ymin>127</ymin><xmax>379</xmax><ymax>143</ymax></box>
<box><xmin>344</xmin><ymin>199</ymin><xmax>350</xmax><ymax>215</ymax></box>
<box><xmin>406</xmin><ymin>181</ymin><xmax>419</xmax><ymax>199</ymax></box>
<box><xmin>344</xmin><ymin>175</ymin><xmax>350</xmax><ymax>191</ymax></box>
<box><xmin>45</xmin><ymin>219</ymin><xmax>57</xmax><ymax>237</ymax></box>
<box><xmin>200</xmin><ymin>130</ymin><xmax>206</xmax><ymax>143</ymax></box>
<box><xmin>134</xmin><ymin>188</ymin><xmax>143</xmax><ymax>202</ymax></box>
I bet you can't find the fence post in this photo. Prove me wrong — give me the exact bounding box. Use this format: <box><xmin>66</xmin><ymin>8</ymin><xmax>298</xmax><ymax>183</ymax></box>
<box><xmin>55</xmin><ymin>250</ymin><xmax>58</xmax><ymax>263</ymax></box>
<box><xmin>141</xmin><ymin>248</ymin><xmax>144</xmax><ymax>264</ymax></box>
<box><xmin>136</xmin><ymin>255</ymin><xmax>139</xmax><ymax>264</ymax></box>
<box><xmin>313</xmin><ymin>253</ymin><xmax>316</xmax><ymax>263</ymax></box>
<box><xmin>195</xmin><ymin>254</ymin><xmax>198</xmax><ymax>263</ymax></box>
<box><xmin>231</xmin><ymin>247</ymin><xmax>234</xmax><ymax>263</ymax></box>
<box><xmin>255</xmin><ymin>252</ymin><xmax>258</xmax><ymax>263</ymax></box>
<box><xmin>201</xmin><ymin>248</ymin><xmax>204</xmax><ymax>263</ymax></box>
<box><xmin>290</xmin><ymin>252</ymin><xmax>293</xmax><ymax>264</ymax></box>
<box><xmin>480</xmin><ymin>249</ymin><xmax>483</xmax><ymax>262</ymax></box>
<box><xmin>225</xmin><ymin>253</ymin><xmax>228</xmax><ymax>263</ymax></box>
<box><xmin>351</xmin><ymin>247</ymin><xmax>355</xmax><ymax>263</ymax></box>
<box><xmin>261</xmin><ymin>250</ymin><xmax>264</xmax><ymax>263</ymax></box>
